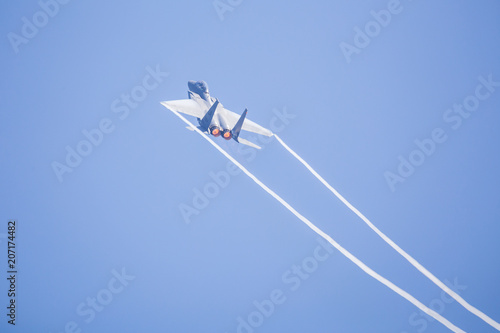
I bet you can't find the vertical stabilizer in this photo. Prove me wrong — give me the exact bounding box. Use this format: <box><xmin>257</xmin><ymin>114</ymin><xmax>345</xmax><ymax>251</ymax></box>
<box><xmin>231</xmin><ymin>109</ymin><xmax>247</xmax><ymax>142</ymax></box>
<box><xmin>198</xmin><ymin>99</ymin><xmax>219</xmax><ymax>131</ymax></box>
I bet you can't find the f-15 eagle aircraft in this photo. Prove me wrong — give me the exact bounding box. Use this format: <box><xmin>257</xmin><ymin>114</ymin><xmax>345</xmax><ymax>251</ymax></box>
<box><xmin>161</xmin><ymin>80</ymin><xmax>273</xmax><ymax>149</ymax></box>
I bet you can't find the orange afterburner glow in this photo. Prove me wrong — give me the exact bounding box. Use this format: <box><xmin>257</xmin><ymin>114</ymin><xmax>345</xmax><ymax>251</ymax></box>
<box><xmin>222</xmin><ymin>130</ymin><xmax>232</xmax><ymax>140</ymax></box>
<box><xmin>210</xmin><ymin>127</ymin><xmax>221</xmax><ymax>137</ymax></box>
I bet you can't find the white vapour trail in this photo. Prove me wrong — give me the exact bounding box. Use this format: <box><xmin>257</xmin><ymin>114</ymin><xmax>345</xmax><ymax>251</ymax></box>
<box><xmin>274</xmin><ymin>134</ymin><xmax>500</xmax><ymax>331</ymax></box>
<box><xmin>167</xmin><ymin>109</ymin><xmax>465</xmax><ymax>333</ymax></box>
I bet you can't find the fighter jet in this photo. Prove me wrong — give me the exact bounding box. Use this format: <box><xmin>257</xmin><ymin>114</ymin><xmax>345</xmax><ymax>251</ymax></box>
<box><xmin>161</xmin><ymin>81</ymin><xmax>273</xmax><ymax>149</ymax></box>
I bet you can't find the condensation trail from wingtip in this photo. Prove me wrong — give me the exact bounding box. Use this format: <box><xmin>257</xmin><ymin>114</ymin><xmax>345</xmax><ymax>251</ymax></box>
<box><xmin>273</xmin><ymin>134</ymin><xmax>500</xmax><ymax>331</ymax></box>
<box><xmin>167</xmin><ymin>109</ymin><xmax>465</xmax><ymax>333</ymax></box>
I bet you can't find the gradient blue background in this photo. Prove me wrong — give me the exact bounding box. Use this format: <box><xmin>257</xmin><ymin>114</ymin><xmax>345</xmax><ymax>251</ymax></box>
<box><xmin>1</xmin><ymin>0</ymin><xmax>499</xmax><ymax>332</ymax></box>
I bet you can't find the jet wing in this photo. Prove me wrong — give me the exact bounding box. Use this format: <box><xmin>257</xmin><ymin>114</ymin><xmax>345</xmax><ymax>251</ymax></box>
<box><xmin>162</xmin><ymin>98</ymin><xmax>274</xmax><ymax>137</ymax></box>
<box><xmin>222</xmin><ymin>108</ymin><xmax>274</xmax><ymax>137</ymax></box>
<box><xmin>161</xmin><ymin>99</ymin><xmax>206</xmax><ymax>118</ymax></box>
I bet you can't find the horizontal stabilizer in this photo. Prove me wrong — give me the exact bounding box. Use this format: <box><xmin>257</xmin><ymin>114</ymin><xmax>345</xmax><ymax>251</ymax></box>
<box><xmin>237</xmin><ymin>137</ymin><xmax>261</xmax><ymax>149</ymax></box>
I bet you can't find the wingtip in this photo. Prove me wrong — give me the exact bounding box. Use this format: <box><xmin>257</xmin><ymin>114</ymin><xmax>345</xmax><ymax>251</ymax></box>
<box><xmin>160</xmin><ymin>101</ymin><xmax>172</xmax><ymax>109</ymax></box>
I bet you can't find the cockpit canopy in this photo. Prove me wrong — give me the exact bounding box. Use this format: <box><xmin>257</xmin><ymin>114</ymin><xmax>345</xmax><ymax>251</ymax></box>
<box><xmin>197</xmin><ymin>81</ymin><xmax>208</xmax><ymax>93</ymax></box>
<box><xmin>188</xmin><ymin>80</ymin><xmax>209</xmax><ymax>95</ymax></box>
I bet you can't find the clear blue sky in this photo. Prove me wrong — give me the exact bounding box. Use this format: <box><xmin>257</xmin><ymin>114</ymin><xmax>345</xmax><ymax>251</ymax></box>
<box><xmin>1</xmin><ymin>0</ymin><xmax>499</xmax><ymax>332</ymax></box>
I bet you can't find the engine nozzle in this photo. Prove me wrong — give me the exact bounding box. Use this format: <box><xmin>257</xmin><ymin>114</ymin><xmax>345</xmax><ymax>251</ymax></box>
<box><xmin>210</xmin><ymin>126</ymin><xmax>221</xmax><ymax>137</ymax></box>
<box><xmin>222</xmin><ymin>130</ymin><xmax>232</xmax><ymax>140</ymax></box>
